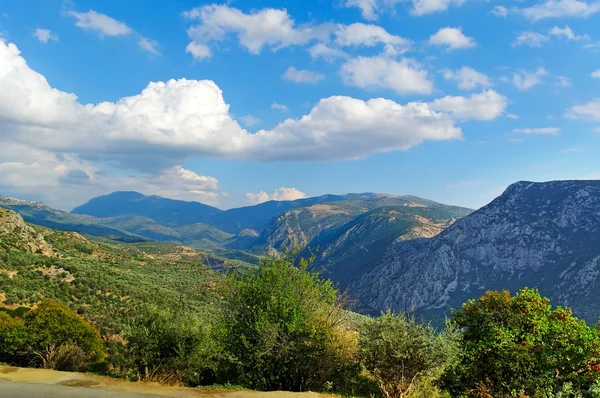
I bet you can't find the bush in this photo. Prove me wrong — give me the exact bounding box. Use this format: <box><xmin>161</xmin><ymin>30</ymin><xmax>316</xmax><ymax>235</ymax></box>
<box><xmin>218</xmin><ymin>254</ymin><xmax>358</xmax><ymax>392</ymax></box>
<box><xmin>123</xmin><ymin>304</ymin><xmax>217</xmax><ymax>385</ymax></box>
<box><xmin>441</xmin><ymin>288</ymin><xmax>600</xmax><ymax>397</ymax></box>
<box><xmin>22</xmin><ymin>300</ymin><xmax>106</xmax><ymax>370</ymax></box>
<box><xmin>358</xmin><ymin>311</ymin><xmax>458</xmax><ymax>398</ymax></box>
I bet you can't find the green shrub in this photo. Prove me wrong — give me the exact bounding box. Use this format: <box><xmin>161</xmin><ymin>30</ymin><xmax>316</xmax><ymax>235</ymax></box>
<box><xmin>123</xmin><ymin>304</ymin><xmax>217</xmax><ymax>385</ymax></box>
<box><xmin>358</xmin><ymin>311</ymin><xmax>458</xmax><ymax>398</ymax></box>
<box><xmin>218</xmin><ymin>253</ymin><xmax>358</xmax><ymax>392</ymax></box>
<box><xmin>441</xmin><ymin>288</ymin><xmax>600</xmax><ymax>397</ymax></box>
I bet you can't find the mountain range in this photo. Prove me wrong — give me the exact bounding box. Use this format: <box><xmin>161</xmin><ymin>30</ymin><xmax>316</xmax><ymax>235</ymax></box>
<box><xmin>3</xmin><ymin>180</ymin><xmax>600</xmax><ymax>323</ymax></box>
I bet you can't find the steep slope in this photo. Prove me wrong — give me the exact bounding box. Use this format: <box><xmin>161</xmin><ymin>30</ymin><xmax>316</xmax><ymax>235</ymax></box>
<box><xmin>208</xmin><ymin>193</ymin><xmax>393</xmax><ymax>233</ymax></box>
<box><xmin>250</xmin><ymin>196</ymin><xmax>471</xmax><ymax>256</ymax></box>
<box><xmin>353</xmin><ymin>180</ymin><xmax>600</xmax><ymax>323</ymax></box>
<box><xmin>0</xmin><ymin>209</ymin><xmax>54</xmax><ymax>255</ymax></box>
<box><xmin>72</xmin><ymin>191</ymin><xmax>222</xmax><ymax>227</ymax></box>
<box><xmin>307</xmin><ymin>206</ymin><xmax>461</xmax><ymax>288</ymax></box>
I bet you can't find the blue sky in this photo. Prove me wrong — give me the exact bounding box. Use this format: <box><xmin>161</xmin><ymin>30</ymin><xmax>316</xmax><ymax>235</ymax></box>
<box><xmin>0</xmin><ymin>0</ymin><xmax>599</xmax><ymax>210</ymax></box>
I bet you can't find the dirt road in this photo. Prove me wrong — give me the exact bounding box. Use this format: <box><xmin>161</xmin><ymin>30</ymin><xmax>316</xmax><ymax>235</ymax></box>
<box><xmin>0</xmin><ymin>366</ymin><xmax>329</xmax><ymax>398</ymax></box>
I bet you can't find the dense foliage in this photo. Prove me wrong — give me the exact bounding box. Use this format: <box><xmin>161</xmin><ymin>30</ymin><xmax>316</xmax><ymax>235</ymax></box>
<box><xmin>359</xmin><ymin>311</ymin><xmax>459</xmax><ymax>398</ymax></box>
<box><xmin>442</xmin><ymin>288</ymin><xmax>600</xmax><ymax>398</ymax></box>
<box><xmin>218</xmin><ymin>254</ymin><xmax>358</xmax><ymax>392</ymax></box>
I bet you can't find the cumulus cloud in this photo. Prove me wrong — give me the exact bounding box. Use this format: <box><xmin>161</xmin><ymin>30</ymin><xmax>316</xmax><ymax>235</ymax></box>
<box><xmin>34</xmin><ymin>28</ymin><xmax>58</xmax><ymax>43</ymax></box>
<box><xmin>0</xmin><ymin>39</ymin><xmax>505</xmax><ymax>177</ymax></box>
<box><xmin>137</xmin><ymin>37</ymin><xmax>160</xmax><ymax>54</ymax></box>
<box><xmin>429</xmin><ymin>27</ymin><xmax>476</xmax><ymax>50</ymax></box>
<box><xmin>343</xmin><ymin>0</ymin><xmax>465</xmax><ymax>17</ymax></box>
<box><xmin>334</xmin><ymin>23</ymin><xmax>411</xmax><ymax>55</ymax></box>
<box><xmin>183</xmin><ymin>4</ymin><xmax>331</xmax><ymax>57</ymax></box>
<box><xmin>511</xmin><ymin>67</ymin><xmax>548</xmax><ymax>91</ymax></box>
<box><xmin>442</xmin><ymin>66</ymin><xmax>491</xmax><ymax>90</ymax></box>
<box><xmin>340</xmin><ymin>56</ymin><xmax>433</xmax><ymax>95</ymax></box>
<box><xmin>429</xmin><ymin>90</ymin><xmax>508</xmax><ymax>121</ymax></box>
<box><xmin>282</xmin><ymin>66</ymin><xmax>325</xmax><ymax>84</ymax></box>
<box><xmin>344</xmin><ymin>0</ymin><xmax>382</xmax><ymax>20</ymax></box>
<box><xmin>519</xmin><ymin>0</ymin><xmax>600</xmax><ymax>20</ymax></box>
<box><xmin>245</xmin><ymin>191</ymin><xmax>270</xmax><ymax>205</ymax></box>
<box><xmin>513</xmin><ymin>127</ymin><xmax>561</xmax><ymax>134</ymax></box>
<box><xmin>592</xmin><ymin>69</ymin><xmax>600</xmax><ymax>78</ymax></box>
<box><xmin>566</xmin><ymin>99</ymin><xmax>600</xmax><ymax>121</ymax></box>
<box><xmin>245</xmin><ymin>187</ymin><xmax>307</xmax><ymax>204</ymax></box>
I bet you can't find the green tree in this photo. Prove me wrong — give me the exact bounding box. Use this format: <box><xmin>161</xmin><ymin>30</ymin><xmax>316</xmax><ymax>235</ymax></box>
<box><xmin>219</xmin><ymin>254</ymin><xmax>357</xmax><ymax>392</ymax></box>
<box><xmin>123</xmin><ymin>304</ymin><xmax>216</xmax><ymax>385</ymax></box>
<box><xmin>0</xmin><ymin>312</ymin><xmax>28</xmax><ymax>365</ymax></box>
<box><xmin>22</xmin><ymin>300</ymin><xmax>105</xmax><ymax>371</ymax></box>
<box><xmin>358</xmin><ymin>311</ymin><xmax>459</xmax><ymax>398</ymax></box>
<box><xmin>441</xmin><ymin>288</ymin><xmax>600</xmax><ymax>397</ymax></box>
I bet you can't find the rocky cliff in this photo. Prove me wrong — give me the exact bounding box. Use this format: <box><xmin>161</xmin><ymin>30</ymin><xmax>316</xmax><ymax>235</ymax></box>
<box><xmin>353</xmin><ymin>180</ymin><xmax>600</xmax><ymax>323</ymax></box>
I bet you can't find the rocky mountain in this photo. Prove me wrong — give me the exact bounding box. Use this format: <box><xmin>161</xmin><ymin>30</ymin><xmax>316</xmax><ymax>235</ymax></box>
<box><xmin>352</xmin><ymin>180</ymin><xmax>600</xmax><ymax>323</ymax></box>
<box><xmin>0</xmin><ymin>208</ymin><xmax>54</xmax><ymax>256</ymax></box>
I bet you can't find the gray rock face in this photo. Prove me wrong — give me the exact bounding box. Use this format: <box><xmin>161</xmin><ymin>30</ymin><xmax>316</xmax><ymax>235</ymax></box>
<box><xmin>352</xmin><ymin>180</ymin><xmax>600</xmax><ymax>323</ymax></box>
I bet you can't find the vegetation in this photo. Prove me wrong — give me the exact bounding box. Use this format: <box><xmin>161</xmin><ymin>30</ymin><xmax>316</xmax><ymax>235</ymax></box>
<box><xmin>3</xmin><ymin>214</ymin><xmax>600</xmax><ymax>397</ymax></box>
<box><xmin>218</xmin><ymin>253</ymin><xmax>359</xmax><ymax>393</ymax></box>
<box><xmin>358</xmin><ymin>311</ymin><xmax>459</xmax><ymax>398</ymax></box>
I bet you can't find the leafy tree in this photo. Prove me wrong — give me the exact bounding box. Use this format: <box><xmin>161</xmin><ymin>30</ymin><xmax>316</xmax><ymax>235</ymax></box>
<box><xmin>358</xmin><ymin>311</ymin><xmax>459</xmax><ymax>398</ymax></box>
<box><xmin>22</xmin><ymin>300</ymin><xmax>105</xmax><ymax>371</ymax></box>
<box><xmin>441</xmin><ymin>288</ymin><xmax>600</xmax><ymax>397</ymax></box>
<box><xmin>123</xmin><ymin>304</ymin><xmax>217</xmax><ymax>385</ymax></box>
<box><xmin>218</xmin><ymin>253</ymin><xmax>357</xmax><ymax>392</ymax></box>
<box><xmin>0</xmin><ymin>312</ymin><xmax>28</xmax><ymax>365</ymax></box>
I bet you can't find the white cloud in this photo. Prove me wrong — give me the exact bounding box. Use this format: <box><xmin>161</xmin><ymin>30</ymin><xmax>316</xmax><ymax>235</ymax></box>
<box><xmin>34</xmin><ymin>28</ymin><xmax>58</xmax><ymax>44</ymax></box>
<box><xmin>245</xmin><ymin>187</ymin><xmax>307</xmax><ymax>204</ymax></box>
<box><xmin>334</xmin><ymin>23</ymin><xmax>411</xmax><ymax>55</ymax></box>
<box><xmin>308</xmin><ymin>43</ymin><xmax>348</xmax><ymax>61</ymax></box>
<box><xmin>429</xmin><ymin>90</ymin><xmax>508</xmax><ymax>121</ymax></box>
<box><xmin>245</xmin><ymin>191</ymin><xmax>270</xmax><ymax>205</ymax></box>
<box><xmin>429</xmin><ymin>27</ymin><xmax>476</xmax><ymax>51</ymax></box>
<box><xmin>183</xmin><ymin>4</ymin><xmax>331</xmax><ymax>58</ymax></box>
<box><xmin>512</xmin><ymin>67</ymin><xmax>548</xmax><ymax>91</ymax></box>
<box><xmin>186</xmin><ymin>42</ymin><xmax>211</xmax><ymax>60</ymax></box>
<box><xmin>0</xmin><ymin>39</ymin><xmax>487</xmax><ymax>174</ymax></box>
<box><xmin>240</xmin><ymin>115</ymin><xmax>262</xmax><ymax>127</ymax></box>
<box><xmin>410</xmin><ymin>0</ymin><xmax>466</xmax><ymax>15</ymax></box>
<box><xmin>442</xmin><ymin>66</ymin><xmax>491</xmax><ymax>90</ymax></box>
<box><xmin>282</xmin><ymin>66</ymin><xmax>325</xmax><ymax>84</ymax></box>
<box><xmin>555</xmin><ymin>76</ymin><xmax>572</xmax><ymax>87</ymax></box>
<box><xmin>340</xmin><ymin>56</ymin><xmax>433</xmax><ymax>95</ymax></box>
<box><xmin>548</xmin><ymin>25</ymin><xmax>590</xmax><ymax>40</ymax></box>
<box><xmin>509</xmin><ymin>138</ymin><xmax>524</xmax><ymax>143</ymax></box>
<box><xmin>491</xmin><ymin>5</ymin><xmax>509</xmax><ymax>16</ymax></box>
<box><xmin>68</xmin><ymin>10</ymin><xmax>132</xmax><ymax>36</ymax></box>
<box><xmin>68</xmin><ymin>9</ymin><xmax>158</xmax><ymax>54</ymax></box>
<box><xmin>514</xmin><ymin>26</ymin><xmax>589</xmax><ymax>47</ymax></box>
<box><xmin>271</xmin><ymin>103</ymin><xmax>289</xmax><ymax>111</ymax></box>
<box><xmin>513</xmin><ymin>32</ymin><xmax>549</xmax><ymax>47</ymax></box>
<box><xmin>344</xmin><ymin>0</ymin><xmax>381</xmax><ymax>20</ymax></box>
<box><xmin>591</xmin><ymin>69</ymin><xmax>600</xmax><ymax>78</ymax></box>
<box><xmin>272</xmin><ymin>187</ymin><xmax>307</xmax><ymax>201</ymax></box>
<box><xmin>507</xmin><ymin>113</ymin><xmax>520</xmax><ymax>119</ymax></box>
<box><xmin>137</xmin><ymin>37</ymin><xmax>160</xmax><ymax>54</ymax></box>
<box><xmin>513</xmin><ymin>127</ymin><xmax>561</xmax><ymax>134</ymax></box>
<box><xmin>519</xmin><ymin>0</ymin><xmax>600</xmax><ymax>21</ymax></box>
<box><xmin>566</xmin><ymin>99</ymin><xmax>600</xmax><ymax>121</ymax></box>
